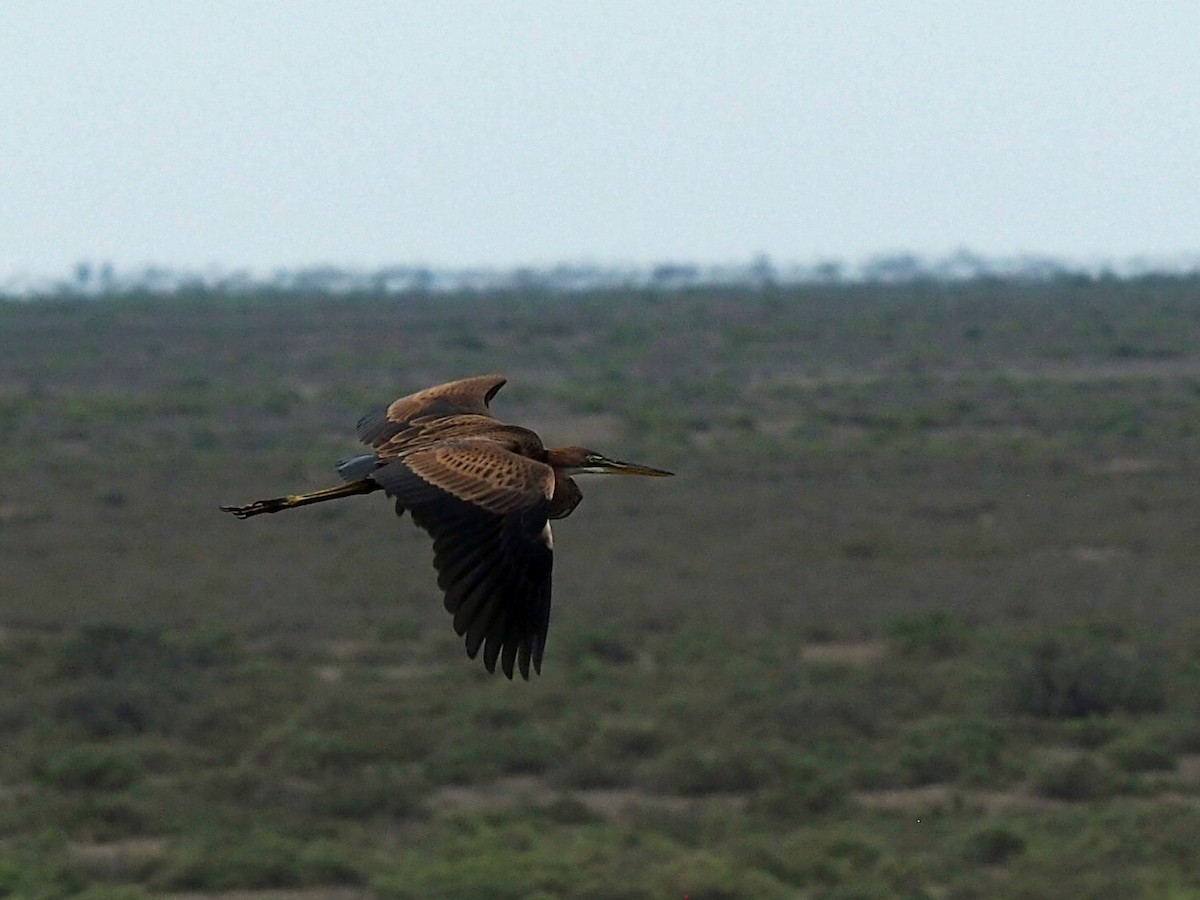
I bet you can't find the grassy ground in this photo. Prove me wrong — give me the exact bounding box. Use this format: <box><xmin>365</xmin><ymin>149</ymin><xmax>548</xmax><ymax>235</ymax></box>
<box><xmin>4</xmin><ymin>277</ymin><xmax>1200</xmax><ymax>897</ymax></box>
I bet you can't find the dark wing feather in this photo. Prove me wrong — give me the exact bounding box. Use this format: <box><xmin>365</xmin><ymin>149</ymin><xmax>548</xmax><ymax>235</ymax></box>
<box><xmin>357</xmin><ymin>374</ymin><xmax>507</xmax><ymax>449</ymax></box>
<box><xmin>370</xmin><ymin>441</ymin><xmax>554</xmax><ymax>679</ymax></box>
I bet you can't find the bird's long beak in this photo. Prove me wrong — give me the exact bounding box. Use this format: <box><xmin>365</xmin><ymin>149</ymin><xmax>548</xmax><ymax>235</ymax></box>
<box><xmin>589</xmin><ymin>456</ymin><xmax>674</xmax><ymax>477</ymax></box>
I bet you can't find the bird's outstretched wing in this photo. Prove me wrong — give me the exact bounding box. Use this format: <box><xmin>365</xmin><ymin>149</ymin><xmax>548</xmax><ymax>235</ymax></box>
<box><xmin>358</xmin><ymin>374</ymin><xmax>507</xmax><ymax>448</ymax></box>
<box><xmin>371</xmin><ymin>440</ymin><xmax>555</xmax><ymax>679</ymax></box>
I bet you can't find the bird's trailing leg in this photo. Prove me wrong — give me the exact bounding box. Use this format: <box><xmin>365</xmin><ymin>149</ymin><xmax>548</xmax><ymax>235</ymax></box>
<box><xmin>221</xmin><ymin>479</ymin><xmax>382</xmax><ymax>519</ymax></box>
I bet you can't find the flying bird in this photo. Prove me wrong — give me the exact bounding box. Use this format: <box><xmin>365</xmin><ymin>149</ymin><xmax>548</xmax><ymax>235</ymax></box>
<box><xmin>221</xmin><ymin>375</ymin><xmax>673</xmax><ymax>679</ymax></box>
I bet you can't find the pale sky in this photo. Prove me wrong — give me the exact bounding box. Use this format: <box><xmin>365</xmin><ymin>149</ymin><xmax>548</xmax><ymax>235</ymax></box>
<box><xmin>2</xmin><ymin>2</ymin><xmax>1198</xmax><ymax>279</ymax></box>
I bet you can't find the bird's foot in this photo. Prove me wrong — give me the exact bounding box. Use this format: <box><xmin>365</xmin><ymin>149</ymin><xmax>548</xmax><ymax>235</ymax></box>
<box><xmin>220</xmin><ymin>498</ymin><xmax>286</xmax><ymax>518</ymax></box>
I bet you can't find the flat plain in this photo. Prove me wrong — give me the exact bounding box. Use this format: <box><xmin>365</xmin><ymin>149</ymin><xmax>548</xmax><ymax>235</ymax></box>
<box><xmin>4</xmin><ymin>277</ymin><xmax>1200</xmax><ymax>898</ymax></box>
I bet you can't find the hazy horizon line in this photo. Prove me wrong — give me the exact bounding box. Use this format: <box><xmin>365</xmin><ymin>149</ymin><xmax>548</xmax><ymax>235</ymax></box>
<box><xmin>6</xmin><ymin>249</ymin><xmax>1200</xmax><ymax>298</ymax></box>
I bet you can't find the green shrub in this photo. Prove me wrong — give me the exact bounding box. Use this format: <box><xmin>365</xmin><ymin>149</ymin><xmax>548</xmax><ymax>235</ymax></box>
<box><xmin>774</xmin><ymin>683</ymin><xmax>887</xmax><ymax>741</ymax></box>
<box><xmin>0</xmin><ymin>857</ymin><xmax>81</xmax><ymax>898</ymax></box>
<box><xmin>1004</xmin><ymin>632</ymin><xmax>1165</xmax><ymax>719</ymax></box>
<box><xmin>1060</xmin><ymin>717</ymin><xmax>1122</xmax><ymax>749</ymax></box>
<box><xmin>311</xmin><ymin>764</ymin><xmax>429</xmax><ymax>819</ymax></box>
<box><xmin>55</xmin><ymin>681</ymin><xmax>165</xmax><ymax>737</ymax></box>
<box><xmin>39</xmin><ymin>744</ymin><xmax>140</xmax><ymax>790</ymax></box>
<box><xmin>57</xmin><ymin>624</ymin><xmax>237</xmax><ymax>679</ymax></box>
<box><xmin>622</xmin><ymin>803</ymin><xmax>709</xmax><ymax>846</ymax></box>
<box><xmin>1105</xmin><ymin>733</ymin><xmax>1177</xmax><ymax>773</ymax></box>
<box><xmin>426</xmin><ymin>729</ymin><xmax>560</xmax><ymax>784</ymax></box>
<box><xmin>645</xmin><ymin>851</ymin><xmax>794</xmax><ymax>900</ymax></box>
<box><xmin>377</xmin><ymin>619</ymin><xmax>423</xmax><ymax>641</ymax></box>
<box><xmin>960</xmin><ymin>824</ymin><xmax>1026</xmax><ymax>865</ymax></box>
<box><xmin>498</xmin><ymin>730</ymin><xmax>561</xmax><ymax>776</ymax></box>
<box><xmin>541</xmin><ymin>795</ymin><xmax>600</xmax><ymax>825</ymax></box>
<box><xmin>547</xmin><ymin>753</ymin><xmax>630</xmax><ymax>790</ymax></box>
<box><xmin>53</xmin><ymin>625</ymin><xmax>241</xmax><ymax>738</ymax></box>
<box><xmin>561</xmin><ymin>629</ymin><xmax>639</xmax><ymax>666</ymax></box>
<box><xmin>169</xmin><ymin>626</ymin><xmax>240</xmax><ymax>667</ymax></box>
<box><xmin>745</xmin><ymin>830</ymin><xmax>889</xmax><ymax>892</ymax></box>
<box><xmin>467</xmin><ymin>701</ymin><xmax>526</xmax><ymax>730</ymax></box>
<box><xmin>751</xmin><ymin>758</ymin><xmax>849</xmax><ymax>818</ymax></box>
<box><xmin>372</xmin><ymin>825</ymin><xmax>585</xmax><ymax>900</ymax></box>
<box><xmin>294</xmin><ymin>841</ymin><xmax>366</xmax><ymax>886</ymax></box>
<box><xmin>74</xmin><ymin>888</ymin><xmax>152</xmax><ymax>900</ymax></box>
<box><xmin>593</xmin><ymin>719</ymin><xmax>663</xmax><ymax>761</ymax></box>
<box><xmin>642</xmin><ymin>746</ymin><xmax>774</xmax><ymax>796</ymax></box>
<box><xmin>64</xmin><ymin>794</ymin><xmax>150</xmax><ymax>839</ymax></box>
<box><xmin>1032</xmin><ymin>754</ymin><xmax>1123</xmax><ymax>801</ymax></box>
<box><xmin>896</xmin><ymin>717</ymin><xmax>1008</xmax><ymax>786</ymax></box>
<box><xmin>886</xmin><ymin>611</ymin><xmax>970</xmax><ymax>659</ymax></box>
<box><xmin>422</xmin><ymin>740</ymin><xmax>501</xmax><ymax>785</ymax></box>
<box><xmin>278</xmin><ymin>728</ymin><xmax>362</xmax><ymax>773</ymax></box>
<box><xmin>154</xmin><ymin>830</ymin><xmax>362</xmax><ymax>891</ymax></box>
<box><xmin>1163</xmin><ymin>719</ymin><xmax>1200</xmax><ymax>754</ymax></box>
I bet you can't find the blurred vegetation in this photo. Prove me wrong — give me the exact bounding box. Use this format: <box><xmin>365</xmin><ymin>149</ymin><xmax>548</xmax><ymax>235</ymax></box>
<box><xmin>5</xmin><ymin>276</ymin><xmax>1200</xmax><ymax>897</ymax></box>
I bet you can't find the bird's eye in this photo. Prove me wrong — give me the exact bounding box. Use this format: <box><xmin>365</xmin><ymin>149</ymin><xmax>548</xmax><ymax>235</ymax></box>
<box><xmin>586</xmin><ymin>454</ymin><xmax>603</xmax><ymax>464</ymax></box>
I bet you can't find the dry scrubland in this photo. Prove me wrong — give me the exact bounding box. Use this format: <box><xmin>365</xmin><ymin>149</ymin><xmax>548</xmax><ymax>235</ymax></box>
<box><xmin>4</xmin><ymin>278</ymin><xmax>1200</xmax><ymax>898</ymax></box>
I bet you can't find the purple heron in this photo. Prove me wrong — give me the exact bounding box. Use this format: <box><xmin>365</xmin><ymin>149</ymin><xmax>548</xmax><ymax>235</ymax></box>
<box><xmin>221</xmin><ymin>374</ymin><xmax>673</xmax><ymax>680</ymax></box>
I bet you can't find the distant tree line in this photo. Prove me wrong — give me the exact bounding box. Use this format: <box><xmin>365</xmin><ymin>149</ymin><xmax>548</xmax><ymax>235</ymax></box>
<box><xmin>5</xmin><ymin>250</ymin><xmax>1200</xmax><ymax>298</ymax></box>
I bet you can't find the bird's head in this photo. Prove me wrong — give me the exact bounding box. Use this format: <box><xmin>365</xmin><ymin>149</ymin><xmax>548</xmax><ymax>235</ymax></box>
<box><xmin>547</xmin><ymin>446</ymin><xmax>674</xmax><ymax>477</ymax></box>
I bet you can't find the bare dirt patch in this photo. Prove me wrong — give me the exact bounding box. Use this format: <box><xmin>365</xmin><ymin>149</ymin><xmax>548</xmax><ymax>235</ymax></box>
<box><xmin>1071</xmin><ymin>546</ymin><xmax>1131</xmax><ymax>563</ymax></box>
<box><xmin>160</xmin><ymin>891</ymin><xmax>371</xmax><ymax>900</ymax></box>
<box><xmin>68</xmin><ymin>837</ymin><xmax>170</xmax><ymax>881</ymax></box>
<box><xmin>853</xmin><ymin>785</ymin><xmax>1062</xmax><ymax>814</ymax></box>
<box><xmin>426</xmin><ymin>775</ymin><xmax>748</xmax><ymax>822</ymax></box>
<box><xmin>802</xmin><ymin>640</ymin><xmax>887</xmax><ymax>666</ymax></box>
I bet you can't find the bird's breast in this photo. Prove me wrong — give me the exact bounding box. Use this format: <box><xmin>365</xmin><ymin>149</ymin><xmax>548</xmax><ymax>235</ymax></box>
<box><xmin>549</xmin><ymin>474</ymin><xmax>583</xmax><ymax>519</ymax></box>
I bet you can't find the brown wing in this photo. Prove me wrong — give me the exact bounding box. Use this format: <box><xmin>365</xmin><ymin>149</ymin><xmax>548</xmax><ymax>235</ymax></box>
<box><xmin>358</xmin><ymin>374</ymin><xmax>507</xmax><ymax>448</ymax></box>
<box><xmin>370</xmin><ymin>441</ymin><xmax>556</xmax><ymax>679</ymax></box>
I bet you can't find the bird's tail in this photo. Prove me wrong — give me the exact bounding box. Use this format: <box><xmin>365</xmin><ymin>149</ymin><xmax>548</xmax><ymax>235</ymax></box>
<box><xmin>336</xmin><ymin>453</ymin><xmax>378</xmax><ymax>481</ymax></box>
